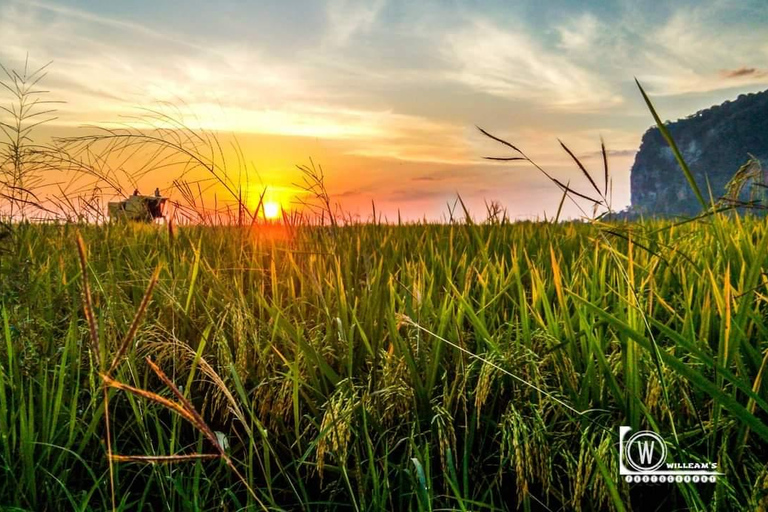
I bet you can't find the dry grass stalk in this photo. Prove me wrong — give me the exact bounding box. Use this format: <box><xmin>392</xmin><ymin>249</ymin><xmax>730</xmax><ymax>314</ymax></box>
<box><xmin>106</xmin><ymin>265</ymin><xmax>161</xmax><ymax>376</ymax></box>
<box><xmin>76</xmin><ymin>233</ymin><xmax>267</xmax><ymax>511</ymax></box>
<box><xmin>75</xmin><ymin>233</ymin><xmax>115</xmax><ymax>510</ymax></box>
<box><xmin>108</xmin><ymin>454</ymin><xmax>221</xmax><ymax>463</ymax></box>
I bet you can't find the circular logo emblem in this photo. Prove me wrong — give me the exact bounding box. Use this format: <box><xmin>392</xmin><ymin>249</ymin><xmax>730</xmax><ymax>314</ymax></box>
<box><xmin>624</xmin><ymin>430</ymin><xmax>667</xmax><ymax>472</ymax></box>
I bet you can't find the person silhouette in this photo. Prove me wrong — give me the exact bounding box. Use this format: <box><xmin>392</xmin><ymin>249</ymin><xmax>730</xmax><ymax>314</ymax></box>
<box><xmin>133</xmin><ymin>189</ymin><xmax>140</xmax><ymax>196</ymax></box>
<box><xmin>154</xmin><ymin>187</ymin><xmax>161</xmax><ymax>197</ymax></box>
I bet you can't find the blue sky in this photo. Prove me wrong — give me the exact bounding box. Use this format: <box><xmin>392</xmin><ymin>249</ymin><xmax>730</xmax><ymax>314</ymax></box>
<box><xmin>1</xmin><ymin>0</ymin><xmax>767</xmax><ymax>219</ymax></box>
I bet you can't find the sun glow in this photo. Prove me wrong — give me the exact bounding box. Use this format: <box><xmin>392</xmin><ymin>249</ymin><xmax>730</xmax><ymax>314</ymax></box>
<box><xmin>263</xmin><ymin>201</ymin><xmax>281</xmax><ymax>219</ymax></box>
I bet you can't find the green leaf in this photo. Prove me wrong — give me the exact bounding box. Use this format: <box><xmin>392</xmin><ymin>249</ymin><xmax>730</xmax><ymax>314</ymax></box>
<box><xmin>636</xmin><ymin>79</ymin><xmax>707</xmax><ymax>210</ymax></box>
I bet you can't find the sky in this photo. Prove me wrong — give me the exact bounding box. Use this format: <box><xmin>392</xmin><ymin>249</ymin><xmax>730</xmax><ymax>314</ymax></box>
<box><xmin>1</xmin><ymin>0</ymin><xmax>767</xmax><ymax>220</ymax></box>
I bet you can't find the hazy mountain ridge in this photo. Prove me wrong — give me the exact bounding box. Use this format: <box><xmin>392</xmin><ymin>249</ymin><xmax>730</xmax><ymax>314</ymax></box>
<box><xmin>630</xmin><ymin>89</ymin><xmax>768</xmax><ymax>215</ymax></box>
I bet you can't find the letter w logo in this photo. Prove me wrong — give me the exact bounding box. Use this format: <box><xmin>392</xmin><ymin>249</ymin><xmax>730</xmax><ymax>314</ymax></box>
<box><xmin>636</xmin><ymin>440</ymin><xmax>656</xmax><ymax>464</ymax></box>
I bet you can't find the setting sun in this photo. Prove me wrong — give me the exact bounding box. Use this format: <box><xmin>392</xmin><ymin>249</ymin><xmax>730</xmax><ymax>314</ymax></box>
<box><xmin>263</xmin><ymin>201</ymin><xmax>281</xmax><ymax>219</ymax></box>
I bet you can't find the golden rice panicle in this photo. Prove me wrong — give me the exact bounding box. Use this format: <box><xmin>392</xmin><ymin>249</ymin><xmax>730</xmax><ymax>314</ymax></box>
<box><xmin>500</xmin><ymin>404</ymin><xmax>530</xmax><ymax>503</ymax></box>
<box><xmin>431</xmin><ymin>403</ymin><xmax>456</xmax><ymax>476</ymax></box>
<box><xmin>750</xmin><ymin>465</ymin><xmax>768</xmax><ymax>511</ymax></box>
<box><xmin>317</xmin><ymin>381</ymin><xmax>357</xmax><ymax>478</ymax></box>
<box><xmin>474</xmin><ymin>355</ymin><xmax>500</xmax><ymax>427</ymax></box>
<box><xmin>365</xmin><ymin>349</ymin><xmax>413</xmax><ymax>426</ymax></box>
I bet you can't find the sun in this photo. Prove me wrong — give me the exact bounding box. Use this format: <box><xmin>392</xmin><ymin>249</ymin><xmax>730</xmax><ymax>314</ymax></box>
<box><xmin>263</xmin><ymin>201</ymin><xmax>281</xmax><ymax>219</ymax></box>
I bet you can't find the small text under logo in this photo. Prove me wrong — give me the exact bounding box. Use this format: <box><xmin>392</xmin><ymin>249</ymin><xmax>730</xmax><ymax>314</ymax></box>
<box><xmin>619</xmin><ymin>426</ymin><xmax>722</xmax><ymax>484</ymax></box>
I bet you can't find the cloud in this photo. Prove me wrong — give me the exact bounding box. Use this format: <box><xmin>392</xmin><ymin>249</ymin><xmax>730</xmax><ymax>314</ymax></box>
<box><xmin>336</xmin><ymin>188</ymin><xmax>363</xmax><ymax>198</ymax></box>
<box><xmin>409</xmin><ymin>169</ymin><xmax>476</xmax><ymax>183</ymax></box>
<box><xmin>637</xmin><ymin>7</ymin><xmax>768</xmax><ymax>96</ymax></box>
<box><xmin>556</xmin><ymin>13</ymin><xmax>600</xmax><ymax>53</ymax></box>
<box><xmin>581</xmin><ymin>148</ymin><xmax>637</xmax><ymax>159</ymax></box>
<box><xmin>0</xmin><ymin>0</ymin><xmax>473</xmax><ymax>167</ymax></box>
<box><xmin>442</xmin><ymin>19</ymin><xmax>623</xmax><ymax>112</ymax></box>
<box><xmin>387</xmin><ymin>187</ymin><xmax>453</xmax><ymax>202</ymax></box>
<box><xmin>21</xmin><ymin>0</ymin><xmax>204</xmax><ymax>51</ymax></box>
<box><xmin>325</xmin><ymin>0</ymin><xmax>386</xmax><ymax>46</ymax></box>
<box><xmin>720</xmin><ymin>67</ymin><xmax>768</xmax><ymax>79</ymax></box>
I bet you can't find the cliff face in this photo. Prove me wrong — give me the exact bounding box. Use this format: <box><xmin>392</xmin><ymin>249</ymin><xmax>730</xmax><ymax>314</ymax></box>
<box><xmin>630</xmin><ymin>89</ymin><xmax>768</xmax><ymax>215</ymax></box>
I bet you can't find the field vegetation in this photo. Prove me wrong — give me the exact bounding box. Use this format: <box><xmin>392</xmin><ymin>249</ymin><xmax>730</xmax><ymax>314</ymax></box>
<box><xmin>0</xmin><ymin>61</ymin><xmax>767</xmax><ymax>511</ymax></box>
<box><xmin>1</xmin><ymin>215</ymin><xmax>768</xmax><ymax>510</ymax></box>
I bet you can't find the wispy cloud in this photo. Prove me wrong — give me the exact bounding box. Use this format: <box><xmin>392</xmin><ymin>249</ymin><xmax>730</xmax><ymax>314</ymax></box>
<box><xmin>636</xmin><ymin>6</ymin><xmax>768</xmax><ymax>95</ymax></box>
<box><xmin>325</xmin><ymin>0</ymin><xmax>386</xmax><ymax>46</ymax></box>
<box><xmin>581</xmin><ymin>148</ymin><xmax>637</xmax><ymax>159</ymax></box>
<box><xmin>0</xmin><ymin>0</ymin><xmax>470</xmax><ymax>167</ymax></box>
<box><xmin>556</xmin><ymin>13</ymin><xmax>601</xmax><ymax>53</ymax></box>
<box><xmin>442</xmin><ymin>19</ymin><xmax>624</xmax><ymax>112</ymax></box>
<box><xmin>720</xmin><ymin>67</ymin><xmax>768</xmax><ymax>79</ymax></box>
<box><xmin>22</xmin><ymin>0</ymin><xmax>204</xmax><ymax>51</ymax></box>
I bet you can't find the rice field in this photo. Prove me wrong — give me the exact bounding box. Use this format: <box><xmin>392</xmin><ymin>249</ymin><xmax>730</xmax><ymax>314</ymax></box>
<box><xmin>1</xmin><ymin>215</ymin><xmax>767</xmax><ymax>511</ymax></box>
